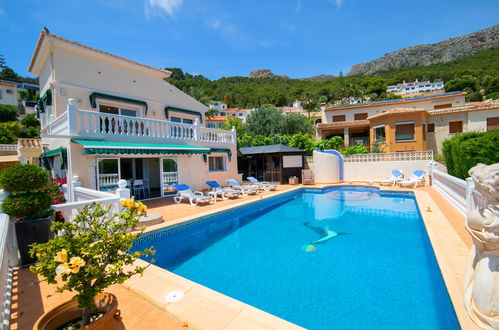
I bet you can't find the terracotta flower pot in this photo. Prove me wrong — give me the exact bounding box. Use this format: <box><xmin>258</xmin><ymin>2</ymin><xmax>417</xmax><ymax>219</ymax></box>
<box><xmin>33</xmin><ymin>293</ymin><xmax>121</xmax><ymax>330</ymax></box>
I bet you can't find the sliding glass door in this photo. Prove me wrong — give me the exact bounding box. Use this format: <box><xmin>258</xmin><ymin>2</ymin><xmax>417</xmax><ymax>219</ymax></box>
<box><xmin>160</xmin><ymin>158</ymin><xmax>178</xmax><ymax>196</ymax></box>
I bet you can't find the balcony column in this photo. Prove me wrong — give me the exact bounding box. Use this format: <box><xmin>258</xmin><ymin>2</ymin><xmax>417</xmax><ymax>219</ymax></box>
<box><xmin>193</xmin><ymin>118</ymin><xmax>200</xmax><ymax>141</ymax></box>
<box><xmin>343</xmin><ymin>127</ymin><xmax>350</xmax><ymax>146</ymax></box>
<box><xmin>67</xmin><ymin>98</ymin><xmax>78</xmax><ymax>135</ymax></box>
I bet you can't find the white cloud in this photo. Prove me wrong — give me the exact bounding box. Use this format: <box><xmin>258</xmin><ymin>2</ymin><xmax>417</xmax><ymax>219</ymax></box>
<box><xmin>145</xmin><ymin>0</ymin><xmax>182</xmax><ymax>18</ymax></box>
<box><xmin>207</xmin><ymin>18</ymin><xmax>250</xmax><ymax>50</ymax></box>
<box><xmin>0</xmin><ymin>9</ymin><xmax>5</xmax><ymax>15</ymax></box>
<box><xmin>295</xmin><ymin>0</ymin><xmax>302</xmax><ymax>13</ymax></box>
<box><xmin>334</xmin><ymin>0</ymin><xmax>344</xmax><ymax>8</ymax></box>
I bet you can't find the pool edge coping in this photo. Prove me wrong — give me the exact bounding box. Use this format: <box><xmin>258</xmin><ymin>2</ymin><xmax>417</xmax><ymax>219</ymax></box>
<box><xmin>125</xmin><ymin>185</ymin><xmax>478</xmax><ymax>330</ymax></box>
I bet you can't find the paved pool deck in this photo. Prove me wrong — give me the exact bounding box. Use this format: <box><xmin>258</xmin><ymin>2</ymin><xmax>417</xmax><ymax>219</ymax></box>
<box><xmin>11</xmin><ymin>183</ymin><xmax>479</xmax><ymax>329</ymax></box>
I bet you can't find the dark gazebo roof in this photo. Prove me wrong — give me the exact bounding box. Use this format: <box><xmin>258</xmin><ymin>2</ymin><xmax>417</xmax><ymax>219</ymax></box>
<box><xmin>239</xmin><ymin>144</ymin><xmax>304</xmax><ymax>155</ymax></box>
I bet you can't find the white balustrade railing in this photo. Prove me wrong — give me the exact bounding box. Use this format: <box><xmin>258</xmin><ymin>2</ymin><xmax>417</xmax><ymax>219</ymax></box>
<box><xmin>52</xmin><ymin>186</ymin><xmax>121</xmax><ymax>224</ymax></box>
<box><xmin>98</xmin><ymin>174</ymin><xmax>120</xmax><ymax>189</ymax></box>
<box><xmin>49</xmin><ymin>99</ymin><xmax>237</xmax><ymax>144</ymax></box>
<box><xmin>429</xmin><ymin>164</ymin><xmax>485</xmax><ymax>217</ymax></box>
<box><xmin>162</xmin><ymin>171</ymin><xmax>178</xmax><ymax>183</ymax></box>
<box><xmin>0</xmin><ymin>144</ymin><xmax>17</xmax><ymax>152</ymax></box>
<box><xmin>344</xmin><ymin>150</ymin><xmax>433</xmax><ymax>162</ymax></box>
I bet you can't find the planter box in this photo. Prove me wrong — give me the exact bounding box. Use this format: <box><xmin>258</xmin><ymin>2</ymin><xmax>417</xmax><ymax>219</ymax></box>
<box><xmin>288</xmin><ymin>177</ymin><xmax>299</xmax><ymax>185</ymax></box>
<box><xmin>15</xmin><ymin>217</ymin><xmax>54</xmax><ymax>266</ymax></box>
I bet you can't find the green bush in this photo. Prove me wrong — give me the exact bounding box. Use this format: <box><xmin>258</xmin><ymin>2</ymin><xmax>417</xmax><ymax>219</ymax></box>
<box><xmin>442</xmin><ymin>131</ymin><xmax>499</xmax><ymax>179</ymax></box>
<box><xmin>486</xmin><ymin>92</ymin><xmax>499</xmax><ymax>100</ymax></box>
<box><xmin>0</xmin><ymin>105</ymin><xmax>19</xmax><ymax>122</ymax></box>
<box><xmin>0</xmin><ymin>164</ymin><xmax>48</xmax><ymax>193</ymax></box>
<box><xmin>316</xmin><ymin>136</ymin><xmax>344</xmax><ymax>150</ymax></box>
<box><xmin>340</xmin><ymin>143</ymin><xmax>369</xmax><ymax>155</ymax></box>
<box><xmin>2</xmin><ymin>192</ymin><xmax>52</xmax><ymax>220</ymax></box>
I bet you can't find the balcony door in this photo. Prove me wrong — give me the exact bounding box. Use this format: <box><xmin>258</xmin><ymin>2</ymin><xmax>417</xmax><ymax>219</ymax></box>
<box><xmin>160</xmin><ymin>158</ymin><xmax>178</xmax><ymax>196</ymax></box>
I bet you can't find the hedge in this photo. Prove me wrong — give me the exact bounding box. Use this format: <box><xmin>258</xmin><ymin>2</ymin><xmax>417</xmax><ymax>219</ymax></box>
<box><xmin>442</xmin><ymin>130</ymin><xmax>499</xmax><ymax>179</ymax></box>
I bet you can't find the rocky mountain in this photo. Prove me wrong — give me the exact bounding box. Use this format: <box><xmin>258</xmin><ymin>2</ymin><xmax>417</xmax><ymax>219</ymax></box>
<box><xmin>249</xmin><ymin>69</ymin><xmax>289</xmax><ymax>79</ymax></box>
<box><xmin>302</xmin><ymin>74</ymin><xmax>336</xmax><ymax>81</ymax></box>
<box><xmin>348</xmin><ymin>24</ymin><xmax>499</xmax><ymax>76</ymax></box>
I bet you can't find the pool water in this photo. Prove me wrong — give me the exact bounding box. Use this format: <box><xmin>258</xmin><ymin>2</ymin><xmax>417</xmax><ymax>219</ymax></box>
<box><xmin>134</xmin><ymin>187</ymin><xmax>459</xmax><ymax>329</ymax></box>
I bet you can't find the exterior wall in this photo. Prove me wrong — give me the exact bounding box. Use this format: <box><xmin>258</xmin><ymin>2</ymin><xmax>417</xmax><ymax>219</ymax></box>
<box><xmin>343</xmin><ymin>160</ymin><xmax>431</xmax><ymax>181</ymax></box>
<box><xmin>369</xmin><ymin>112</ymin><xmax>428</xmax><ymax>152</ymax></box>
<box><xmin>427</xmin><ymin>112</ymin><xmax>468</xmax><ymax>154</ymax></box>
<box><xmin>0</xmin><ymin>85</ymin><xmax>17</xmax><ymax>106</ymax></box>
<box><xmin>323</xmin><ymin>94</ymin><xmax>465</xmax><ymax>123</ymax></box>
<box><xmin>468</xmin><ymin>110</ymin><xmax>498</xmax><ymax>132</ymax></box>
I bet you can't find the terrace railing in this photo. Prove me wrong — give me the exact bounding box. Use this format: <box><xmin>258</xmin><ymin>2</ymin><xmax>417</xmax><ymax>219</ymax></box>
<box><xmin>0</xmin><ymin>144</ymin><xmax>17</xmax><ymax>152</ymax></box>
<box><xmin>343</xmin><ymin>150</ymin><xmax>433</xmax><ymax>162</ymax></box>
<box><xmin>429</xmin><ymin>163</ymin><xmax>485</xmax><ymax>217</ymax></box>
<box><xmin>42</xmin><ymin>99</ymin><xmax>236</xmax><ymax>145</ymax></box>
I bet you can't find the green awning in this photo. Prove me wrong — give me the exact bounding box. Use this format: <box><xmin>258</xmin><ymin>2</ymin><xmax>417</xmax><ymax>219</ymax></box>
<box><xmin>40</xmin><ymin>147</ymin><xmax>67</xmax><ymax>170</ymax></box>
<box><xmin>89</xmin><ymin>92</ymin><xmax>148</xmax><ymax>115</ymax></box>
<box><xmin>72</xmin><ymin>140</ymin><xmax>211</xmax><ymax>156</ymax></box>
<box><xmin>37</xmin><ymin>89</ymin><xmax>52</xmax><ymax>116</ymax></box>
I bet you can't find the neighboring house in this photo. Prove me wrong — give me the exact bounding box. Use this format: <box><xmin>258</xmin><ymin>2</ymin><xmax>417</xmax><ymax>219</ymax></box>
<box><xmin>28</xmin><ymin>29</ymin><xmax>239</xmax><ymax>197</ymax></box>
<box><xmin>209</xmin><ymin>101</ymin><xmax>227</xmax><ymax>111</ymax></box>
<box><xmin>318</xmin><ymin>95</ymin><xmax>498</xmax><ymax>154</ymax></box>
<box><xmin>317</xmin><ymin>91</ymin><xmax>467</xmax><ymax>146</ymax></box>
<box><xmin>17</xmin><ymin>138</ymin><xmax>42</xmax><ymax>166</ymax></box>
<box><xmin>205</xmin><ymin>116</ymin><xmax>226</xmax><ymax>128</ymax></box>
<box><xmin>0</xmin><ymin>78</ymin><xmax>39</xmax><ymax>92</ymax></box>
<box><xmin>387</xmin><ymin>80</ymin><xmax>444</xmax><ymax>96</ymax></box>
<box><xmin>0</xmin><ymin>82</ymin><xmax>18</xmax><ymax>107</ymax></box>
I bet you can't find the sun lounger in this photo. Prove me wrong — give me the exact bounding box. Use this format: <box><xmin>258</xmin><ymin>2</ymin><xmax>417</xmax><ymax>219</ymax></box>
<box><xmin>376</xmin><ymin>169</ymin><xmax>404</xmax><ymax>186</ymax></box>
<box><xmin>173</xmin><ymin>184</ymin><xmax>214</xmax><ymax>206</ymax></box>
<box><xmin>226</xmin><ymin>179</ymin><xmax>259</xmax><ymax>195</ymax></box>
<box><xmin>247</xmin><ymin>177</ymin><xmax>278</xmax><ymax>191</ymax></box>
<box><xmin>206</xmin><ymin>181</ymin><xmax>241</xmax><ymax>200</ymax></box>
<box><xmin>398</xmin><ymin>170</ymin><xmax>426</xmax><ymax>188</ymax></box>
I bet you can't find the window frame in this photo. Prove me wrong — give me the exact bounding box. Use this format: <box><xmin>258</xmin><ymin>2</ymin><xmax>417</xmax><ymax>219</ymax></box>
<box><xmin>332</xmin><ymin>114</ymin><xmax>346</xmax><ymax>122</ymax></box>
<box><xmin>427</xmin><ymin>123</ymin><xmax>435</xmax><ymax>133</ymax></box>
<box><xmin>372</xmin><ymin>124</ymin><xmax>386</xmax><ymax>142</ymax></box>
<box><xmin>97</xmin><ymin>99</ymin><xmax>143</xmax><ymax>118</ymax></box>
<box><xmin>207</xmin><ymin>154</ymin><xmax>227</xmax><ymax>173</ymax></box>
<box><xmin>395</xmin><ymin>121</ymin><xmax>416</xmax><ymax>142</ymax></box>
<box><xmin>448</xmin><ymin>121</ymin><xmax>463</xmax><ymax>134</ymax></box>
<box><xmin>486</xmin><ymin>117</ymin><xmax>499</xmax><ymax>131</ymax></box>
<box><xmin>354</xmin><ymin>113</ymin><xmax>368</xmax><ymax>120</ymax></box>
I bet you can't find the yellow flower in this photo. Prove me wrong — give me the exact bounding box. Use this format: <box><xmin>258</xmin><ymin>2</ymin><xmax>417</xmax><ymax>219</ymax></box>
<box><xmin>36</xmin><ymin>253</ymin><xmax>41</xmax><ymax>259</ymax></box>
<box><xmin>69</xmin><ymin>256</ymin><xmax>85</xmax><ymax>267</ymax></box>
<box><xmin>54</xmin><ymin>249</ymin><xmax>68</xmax><ymax>263</ymax></box>
<box><xmin>120</xmin><ymin>197</ymin><xmax>135</xmax><ymax>208</ymax></box>
<box><xmin>135</xmin><ymin>201</ymin><xmax>147</xmax><ymax>214</ymax></box>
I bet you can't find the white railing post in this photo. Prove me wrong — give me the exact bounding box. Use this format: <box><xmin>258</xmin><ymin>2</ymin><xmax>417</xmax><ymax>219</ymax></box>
<box><xmin>428</xmin><ymin>161</ymin><xmax>438</xmax><ymax>186</ymax></box>
<box><xmin>232</xmin><ymin>126</ymin><xmax>236</xmax><ymax>144</ymax></box>
<box><xmin>115</xmin><ymin>179</ymin><xmax>130</xmax><ymax>199</ymax></box>
<box><xmin>71</xmin><ymin>175</ymin><xmax>81</xmax><ymax>202</ymax></box>
<box><xmin>193</xmin><ymin>118</ymin><xmax>200</xmax><ymax>141</ymax></box>
<box><xmin>67</xmin><ymin>98</ymin><xmax>78</xmax><ymax>135</ymax></box>
<box><xmin>465</xmin><ymin>177</ymin><xmax>475</xmax><ymax>215</ymax></box>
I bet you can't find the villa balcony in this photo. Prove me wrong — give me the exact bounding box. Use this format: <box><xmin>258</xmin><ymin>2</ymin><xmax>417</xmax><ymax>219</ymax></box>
<box><xmin>41</xmin><ymin>99</ymin><xmax>236</xmax><ymax>145</ymax></box>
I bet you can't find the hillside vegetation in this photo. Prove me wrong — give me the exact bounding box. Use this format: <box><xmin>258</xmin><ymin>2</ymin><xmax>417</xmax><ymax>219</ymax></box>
<box><xmin>166</xmin><ymin>47</ymin><xmax>499</xmax><ymax>108</ymax></box>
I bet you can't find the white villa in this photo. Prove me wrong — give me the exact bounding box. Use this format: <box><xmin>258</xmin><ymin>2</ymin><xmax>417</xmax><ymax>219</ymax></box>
<box><xmin>387</xmin><ymin>79</ymin><xmax>444</xmax><ymax>96</ymax></box>
<box><xmin>28</xmin><ymin>30</ymin><xmax>239</xmax><ymax>198</ymax></box>
<box><xmin>0</xmin><ymin>82</ymin><xmax>18</xmax><ymax>107</ymax></box>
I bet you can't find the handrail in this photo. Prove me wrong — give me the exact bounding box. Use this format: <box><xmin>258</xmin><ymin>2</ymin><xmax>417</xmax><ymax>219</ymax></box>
<box><xmin>344</xmin><ymin>150</ymin><xmax>433</xmax><ymax>162</ymax></box>
<box><xmin>0</xmin><ymin>144</ymin><xmax>17</xmax><ymax>151</ymax></box>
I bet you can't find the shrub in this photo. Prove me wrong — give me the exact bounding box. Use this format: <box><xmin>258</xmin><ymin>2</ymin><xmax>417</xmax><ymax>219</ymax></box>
<box><xmin>340</xmin><ymin>143</ymin><xmax>369</xmax><ymax>155</ymax></box>
<box><xmin>0</xmin><ymin>125</ymin><xmax>17</xmax><ymax>144</ymax></box>
<box><xmin>288</xmin><ymin>133</ymin><xmax>316</xmax><ymax>155</ymax></box>
<box><xmin>2</xmin><ymin>192</ymin><xmax>52</xmax><ymax>220</ymax></box>
<box><xmin>0</xmin><ymin>164</ymin><xmax>51</xmax><ymax>220</ymax></box>
<box><xmin>486</xmin><ymin>92</ymin><xmax>499</xmax><ymax>100</ymax></box>
<box><xmin>0</xmin><ymin>164</ymin><xmax>48</xmax><ymax>193</ymax></box>
<box><xmin>0</xmin><ymin>104</ymin><xmax>19</xmax><ymax>122</ymax></box>
<box><xmin>30</xmin><ymin>201</ymin><xmax>155</xmax><ymax>327</ymax></box>
<box><xmin>442</xmin><ymin>131</ymin><xmax>499</xmax><ymax>179</ymax></box>
<box><xmin>316</xmin><ymin>136</ymin><xmax>344</xmax><ymax>151</ymax></box>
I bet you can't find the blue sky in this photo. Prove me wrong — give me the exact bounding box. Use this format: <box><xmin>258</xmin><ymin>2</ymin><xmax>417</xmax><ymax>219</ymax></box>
<box><xmin>1</xmin><ymin>0</ymin><xmax>498</xmax><ymax>80</ymax></box>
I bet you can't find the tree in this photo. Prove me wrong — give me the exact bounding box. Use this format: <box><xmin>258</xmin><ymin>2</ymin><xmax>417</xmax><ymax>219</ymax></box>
<box><xmin>316</xmin><ymin>136</ymin><xmax>344</xmax><ymax>150</ymax></box>
<box><xmin>301</xmin><ymin>98</ymin><xmax>319</xmax><ymax>118</ymax></box>
<box><xmin>0</xmin><ymin>66</ymin><xmax>20</xmax><ymax>80</ymax></box>
<box><xmin>251</xmin><ymin>135</ymin><xmax>273</xmax><ymax>146</ymax></box>
<box><xmin>245</xmin><ymin>105</ymin><xmax>283</xmax><ymax>137</ymax></box>
<box><xmin>0</xmin><ymin>54</ymin><xmax>5</xmax><ymax>68</ymax></box>
<box><xmin>444</xmin><ymin>75</ymin><xmax>479</xmax><ymax>92</ymax></box>
<box><xmin>187</xmin><ymin>86</ymin><xmax>211</xmax><ymax>106</ymax></box>
<box><xmin>0</xmin><ymin>125</ymin><xmax>17</xmax><ymax>144</ymax></box>
<box><xmin>221</xmin><ymin>116</ymin><xmax>246</xmax><ymax>135</ymax></box>
<box><xmin>21</xmin><ymin>113</ymin><xmax>40</xmax><ymax>128</ymax></box>
<box><xmin>0</xmin><ymin>105</ymin><xmax>19</xmax><ymax>122</ymax></box>
<box><xmin>288</xmin><ymin>133</ymin><xmax>316</xmax><ymax>155</ymax></box>
<box><xmin>280</xmin><ymin>113</ymin><xmax>313</xmax><ymax>136</ymax></box>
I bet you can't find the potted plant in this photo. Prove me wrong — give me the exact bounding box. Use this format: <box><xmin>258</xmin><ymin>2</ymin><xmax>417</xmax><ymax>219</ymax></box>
<box><xmin>0</xmin><ymin>164</ymin><xmax>53</xmax><ymax>266</ymax></box>
<box><xmin>30</xmin><ymin>199</ymin><xmax>154</xmax><ymax>329</ymax></box>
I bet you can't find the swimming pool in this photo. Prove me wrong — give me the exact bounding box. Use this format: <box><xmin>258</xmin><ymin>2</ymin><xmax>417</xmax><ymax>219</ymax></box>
<box><xmin>134</xmin><ymin>186</ymin><xmax>459</xmax><ymax>329</ymax></box>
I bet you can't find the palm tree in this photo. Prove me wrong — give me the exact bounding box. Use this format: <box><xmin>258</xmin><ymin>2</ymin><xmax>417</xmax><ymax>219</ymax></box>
<box><xmin>188</xmin><ymin>86</ymin><xmax>211</xmax><ymax>106</ymax></box>
<box><xmin>301</xmin><ymin>99</ymin><xmax>319</xmax><ymax>118</ymax></box>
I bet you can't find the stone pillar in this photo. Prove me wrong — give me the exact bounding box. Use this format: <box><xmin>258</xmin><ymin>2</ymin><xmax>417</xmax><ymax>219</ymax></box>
<box><xmin>193</xmin><ymin>118</ymin><xmax>200</xmax><ymax>141</ymax></box>
<box><xmin>67</xmin><ymin>98</ymin><xmax>78</xmax><ymax>135</ymax></box>
<box><xmin>463</xmin><ymin>163</ymin><xmax>499</xmax><ymax>329</ymax></box>
<box><xmin>428</xmin><ymin>161</ymin><xmax>438</xmax><ymax>186</ymax></box>
<box><xmin>343</xmin><ymin>127</ymin><xmax>350</xmax><ymax>146</ymax></box>
<box><xmin>71</xmin><ymin>175</ymin><xmax>81</xmax><ymax>202</ymax></box>
<box><xmin>115</xmin><ymin>179</ymin><xmax>131</xmax><ymax>199</ymax></box>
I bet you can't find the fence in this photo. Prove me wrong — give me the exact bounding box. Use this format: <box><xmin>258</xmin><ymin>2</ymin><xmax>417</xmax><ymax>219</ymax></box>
<box><xmin>342</xmin><ymin>151</ymin><xmax>434</xmax><ymax>182</ymax></box>
<box><xmin>429</xmin><ymin>164</ymin><xmax>485</xmax><ymax>217</ymax></box>
<box><xmin>0</xmin><ymin>192</ymin><xmax>18</xmax><ymax>329</ymax></box>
